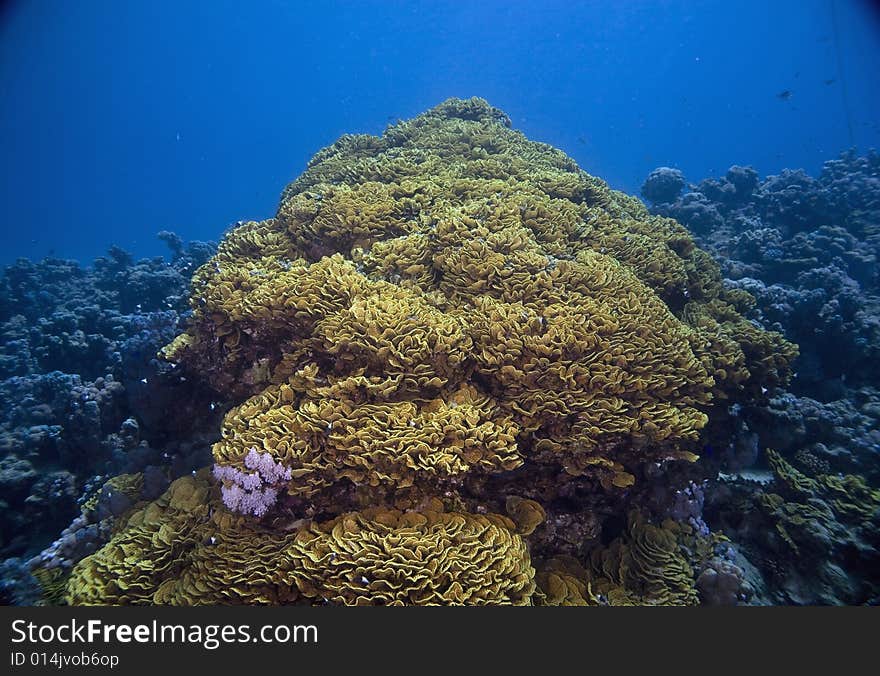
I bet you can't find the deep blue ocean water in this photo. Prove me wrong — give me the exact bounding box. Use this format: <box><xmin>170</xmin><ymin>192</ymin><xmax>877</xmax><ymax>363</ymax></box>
<box><xmin>1</xmin><ymin>0</ymin><xmax>879</xmax><ymax>264</ymax></box>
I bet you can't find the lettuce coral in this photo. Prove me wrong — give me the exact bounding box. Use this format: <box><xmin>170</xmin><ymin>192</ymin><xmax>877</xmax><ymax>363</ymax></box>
<box><xmin>69</xmin><ymin>98</ymin><xmax>795</xmax><ymax>605</ymax></box>
<box><xmin>582</xmin><ymin>511</ymin><xmax>700</xmax><ymax>606</ymax></box>
<box><xmin>760</xmin><ymin>449</ymin><xmax>880</xmax><ymax>556</ymax></box>
<box><xmin>534</xmin><ymin>512</ymin><xmax>711</xmax><ymax>606</ymax></box>
<box><xmin>165</xmin><ymin>97</ymin><xmax>794</xmax><ymax>500</ymax></box>
<box><xmin>66</xmin><ymin>474</ymin><xmax>534</xmax><ymax>606</ymax></box>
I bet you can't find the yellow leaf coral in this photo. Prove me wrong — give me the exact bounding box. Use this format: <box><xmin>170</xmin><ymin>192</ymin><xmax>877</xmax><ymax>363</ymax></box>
<box><xmin>73</xmin><ymin>97</ymin><xmax>798</xmax><ymax>606</ymax></box>
<box><xmin>66</xmin><ymin>474</ymin><xmax>534</xmax><ymax>606</ymax></box>
<box><xmin>166</xmin><ymin>98</ymin><xmax>793</xmax><ymax>499</ymax></box>
<box><xmin>578</xmin><ymin>511</ymin><xmax>700</xmax><ymax>606</ymax></box>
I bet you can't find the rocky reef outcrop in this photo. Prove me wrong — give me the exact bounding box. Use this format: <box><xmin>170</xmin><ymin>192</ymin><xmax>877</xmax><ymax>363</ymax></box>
<box><xmin>643</xmin><ymin>151</ymin><xmax>880</xmax><ymax>604</ymax></box>
<box><xmin>0</xmin><ymin>234</ymin><xmax>220</xmax><ymax>595</ymax></box>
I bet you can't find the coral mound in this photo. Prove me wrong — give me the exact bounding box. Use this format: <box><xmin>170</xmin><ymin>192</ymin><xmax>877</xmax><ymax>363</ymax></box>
<box><xmin>69</xmin><ymin>98</ymin><xmax>795</xmax><ymax>605</ymax></box>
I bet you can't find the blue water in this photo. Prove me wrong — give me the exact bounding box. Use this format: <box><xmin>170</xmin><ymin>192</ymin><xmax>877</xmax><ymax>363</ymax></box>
<box><xmin>1</xmin><ymin>0</ymin><xmax>879</xmax><ymax>264</ymax></box>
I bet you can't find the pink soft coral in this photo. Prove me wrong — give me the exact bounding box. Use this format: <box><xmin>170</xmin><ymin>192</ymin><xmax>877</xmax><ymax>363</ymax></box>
<box><xmin>212</xmin><ymin>448</ymin><xmax>292</xmax><ymax>517</ymax></box>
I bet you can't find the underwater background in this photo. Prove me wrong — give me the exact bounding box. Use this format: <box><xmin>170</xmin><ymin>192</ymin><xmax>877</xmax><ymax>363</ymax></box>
<box><xmin>0</xmin><ymin>0</ymin><xmax>879</xmax><ymax>605</ymax></box>
<box><xmin>2</xmin><ymin>0</ymin><xmax>880</xmax><ymax>263</ymax></box>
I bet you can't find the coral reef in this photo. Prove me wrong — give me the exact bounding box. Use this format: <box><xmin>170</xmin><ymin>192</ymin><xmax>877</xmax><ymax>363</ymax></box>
<box><xmin>0</xmin><ymin>235</ymin><xmax>219</xmax><ymax>565</ymax></box>
<box><xmin>641</xmin><ymin>167</ymin><xmax>686</xmax><ymax>205</ymax></box>
<box><xmin>0</xmin><ymin>557</ymin><xmax>42</xmax><ymax>606</ymax></box>
<box><xmin>66</xmin><ymin>473</ymin><xmax>535</xmax><ymax>606</ymax></box>
<box><xmin>534</xmin><ymin>511</ymin><xmax>750</xmax><ymax>606</ymax></box>
<box><xmin>580</xmin><ymin>510</ymin><xmax>702</xmax><ymax>606</ymax></box>
<box><xmin>706</xmin><ymin>450</ymin><xmax>880</xmax><ymax>604</ymax></box>
<box><xmin>171</xmin><ymin>96</ymin><xmax>792</xmax><ymax>495</ymax></box>
<box><xmin>643</xmin><ymin>150</ymin><xmax>879</xmax><ymax>398</ymax></box>
<box><xmin>62</xmin><ymin>98</ymin><xmax>793</xmax><ymax>605</ymax></box>
<box><xmin>750</xmin><ymin>389</ymin><xmax>880</xmax><ymax>481</ymax></box>
<box><xmin>644</xmin><ymin>152</ymin><xmax>880</xmax><ymax>604</ymax></box>
<box><xmin>12</xmin><ymin>100</ymin><xmax>876</xmax><ymax>607</ymax></box>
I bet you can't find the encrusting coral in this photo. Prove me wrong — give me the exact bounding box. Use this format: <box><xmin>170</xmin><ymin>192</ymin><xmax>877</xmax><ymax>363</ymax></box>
<box><xmin>66</xmin><ymin>98</ymin><xmax>796</xmax><ymax>605</ymax></box>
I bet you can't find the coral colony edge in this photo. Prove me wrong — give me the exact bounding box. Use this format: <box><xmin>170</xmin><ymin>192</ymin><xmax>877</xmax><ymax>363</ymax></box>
<box><xmin>2</xmin><ymin>98</ymin><xmax>878</xmax><ymax>606</ymax></box>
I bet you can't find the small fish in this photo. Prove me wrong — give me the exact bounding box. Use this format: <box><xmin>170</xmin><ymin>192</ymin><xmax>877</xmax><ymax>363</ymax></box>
<box><xmin>776</xmin><ymin>89</ymin><xmax>793</xmax><ymax>100</ymax></box>
<box><xmin>823</xmin><ymin>78</ymin><xmax>836</xmax><ymax>85</ymax></box>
